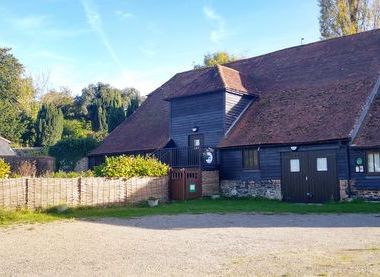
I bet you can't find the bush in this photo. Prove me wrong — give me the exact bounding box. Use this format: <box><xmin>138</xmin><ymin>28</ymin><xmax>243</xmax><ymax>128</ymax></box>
<box><xmin>44</xmin><ymin>170</ymin><xmax>94</xmax><ymax>178</ymax></box>
<box><xmin>0</xmin><ymin>159</ymin><xmax>11</xmax><ymax>178</ymax></box>
<box><xmin>48</xmin><ymin>137</ymin><xmax>100</xmax><ymax>171</ymax></box>
<box><xmin>16</xmin><ymin>160</ymin><xmax>37</xmax><ymax>177</ymax></box>
<box><xmin>94</xmin><ymin>155</ymin><xmax>169</xmax><ymax>178</ymax></box>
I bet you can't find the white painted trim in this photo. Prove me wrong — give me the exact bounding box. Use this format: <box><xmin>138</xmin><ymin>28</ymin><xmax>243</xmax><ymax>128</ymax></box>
<box><xmin>225</xmin><ymin>99</ymin><xmax>255</xmax><ymax>136</ymax></box>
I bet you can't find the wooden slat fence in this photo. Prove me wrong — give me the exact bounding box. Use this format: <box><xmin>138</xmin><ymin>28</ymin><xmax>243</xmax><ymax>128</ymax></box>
<box><xmin>0</xmin><ymin>176</ymin><xmax>169</xmax><ymax>210</ymax></box>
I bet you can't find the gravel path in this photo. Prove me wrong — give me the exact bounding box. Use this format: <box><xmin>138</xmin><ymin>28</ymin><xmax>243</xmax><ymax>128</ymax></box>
<box><xmin>1</xmin><ymin>213</ymin><xmax>380</xmax><ymax>276</ymax></box>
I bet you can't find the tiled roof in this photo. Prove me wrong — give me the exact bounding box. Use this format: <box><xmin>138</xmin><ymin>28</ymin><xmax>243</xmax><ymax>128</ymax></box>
<box><xmin>90</xmin><ymin>29</ymin><xmax>380</xmax><ymax>156</ymax></box>
<box><xmin>353</xmin><ymin>88</ymin><xmax>380</xmax><ymax>148</ymax></box>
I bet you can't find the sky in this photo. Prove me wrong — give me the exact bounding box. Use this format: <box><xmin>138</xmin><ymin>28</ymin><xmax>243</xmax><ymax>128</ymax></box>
<box><xmin>0</xmin><ymin>0</ymin><xmax>321</xmax><ymax>96</ymax></box>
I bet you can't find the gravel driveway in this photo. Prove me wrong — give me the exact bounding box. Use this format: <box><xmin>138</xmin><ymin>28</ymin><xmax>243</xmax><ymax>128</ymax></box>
<box><xmin>1</xmin><ymin>213</ymin><xmax>380</xmax><ymax>276</ymax></box>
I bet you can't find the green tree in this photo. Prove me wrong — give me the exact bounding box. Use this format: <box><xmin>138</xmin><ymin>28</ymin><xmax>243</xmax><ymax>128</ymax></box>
<box><xmin>193</xmin><ymin>51</ymin><xmax>237</xmax><ymax>69</ymax></box>
<box><xmin>35</xmin><ymin>104</ymin><xmax>64</xmax><ymax>146</ymax></box>
<box><xmin>0</xmin><ymin>48</ymin><xmax>37</xmax><ymax>142</ymax></box>
<box><xmin>48</xmin><ymin>137</ymin><xmax>100</xmax><ymax>171</ymax></box>
<box><xmin>41</xmin><ymin>87</ymin><xmax>76</xmax><ymax>118</ymax></box>
<box><xmin>319</xmin><ymin>0</ymin><xmax>380</xmax><ymax>39</ymax></box>
<box><xmin>62</xmin><ymin>119</ymin><xmax>92</xmax><ymax>139</ymax></box>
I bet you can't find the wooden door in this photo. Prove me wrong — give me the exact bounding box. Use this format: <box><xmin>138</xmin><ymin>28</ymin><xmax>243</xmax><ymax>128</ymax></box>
<box><xmin>170</xmin><ymin>168</ymin><xmax>202</xmax><ymax>200</ymax></box>
<box><xmin>281</xmin><ymin>150</ymin><xmax>338</xmax><ymax>202</ymax></box>
<box><xmin>188</xmin><ymin>134</ymin><xmax>204</xmax><ymax>166</ymax></box>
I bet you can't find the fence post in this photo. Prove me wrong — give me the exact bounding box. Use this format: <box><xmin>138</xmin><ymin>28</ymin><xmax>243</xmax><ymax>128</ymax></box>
<box><xmin>78</xmin><ymin>177</ymin><xmax>82</xmax><ymax>206</ymax></box>
<box><xmin>25</xmin><ymin>178</ymin><xmax>29</xmax><ymax>207</ymax></box>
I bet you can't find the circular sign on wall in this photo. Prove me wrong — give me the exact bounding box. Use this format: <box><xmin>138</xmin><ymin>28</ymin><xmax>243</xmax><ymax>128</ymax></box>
<box><xmin>203</xmin><ymin>148</ymin><xmax>214</xmax><ymax>164</ymax></box>
<box><xmin>355</xmin><ymin>157</ymin><xmax>363</xmax><ymax>166</ymax></box>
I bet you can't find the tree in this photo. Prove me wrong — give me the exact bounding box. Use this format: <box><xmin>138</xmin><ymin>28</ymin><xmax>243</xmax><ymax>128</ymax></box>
<box><xmin>122</xmin><ymin>87</ymin><xmax>142</xmax><ymax>117</ymax></box>
<box><xmin>193</xmin><ymin>51</ymin><xmax>237</xmax><ymax>69</ymax></box>
<box><xmin>319</xmin><ymin>0</ymin><xmax>380</xmax><ymax>39</ymax></box>
<box><xmin>0</xmin><ymin>48</ymin><xmax>37</xmax><ymax>142</ymax></box>
<box><xmin>62</xmin><ymin>119</ymin><xmax>92</xmax><ymax>139</ymax></box>
<box><xmin>35</xmin><ymin>104</ymin><xmax>64</xmax><ymax>146</ymax></box>
<box><xmin>41</xmin><ymin>87</ymin><xmax>76</xmax><ymax>119</ymax></box>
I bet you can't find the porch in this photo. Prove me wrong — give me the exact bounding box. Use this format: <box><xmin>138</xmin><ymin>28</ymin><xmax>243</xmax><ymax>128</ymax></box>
<box><xmin>152</xmin><ymin>146</ymin><xmax>218</xmax><ymax>170</ymax></box>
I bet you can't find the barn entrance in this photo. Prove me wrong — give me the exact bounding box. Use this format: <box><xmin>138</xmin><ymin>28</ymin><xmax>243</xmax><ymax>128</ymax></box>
<box><xmin>169</xmin><ymin>168</ymin><xmax>202</xmax><ymax>200</ymax></box>
<box><xmin>281</xmin><ymin>150</ymin><xmax>339</xmax><ymax>202</ymax></box>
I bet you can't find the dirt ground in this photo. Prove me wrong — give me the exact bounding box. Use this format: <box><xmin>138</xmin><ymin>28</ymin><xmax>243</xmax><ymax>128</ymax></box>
<box><xmin>1</xmin><ymin>213</ymin><xmax>380</xmax><ymax>276</ymax></box>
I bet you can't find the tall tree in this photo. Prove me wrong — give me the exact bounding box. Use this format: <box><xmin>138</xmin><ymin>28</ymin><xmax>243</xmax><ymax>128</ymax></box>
<box><xmin>319</xmin><ymin>0</ymin><xmax>380</xmax><ymax>39</ymax></box>
<box><xmin>41</xmin><ymin>87</ymin><xmax>76</xmax><ymax>118</ymax></box>
<box><xmin>193</xmin><ymin>51</ymin><xmax>237</xmax><ymax>69</ymax></box>
<box><xmin>0</xmin><ymin>48</ymin><xmax>36</xmax><ymax>142</ymax></box>
<box><xmin>35</xmin><ymin>104</ymin><xmax>64</xmax><ymax>146</ymax></box>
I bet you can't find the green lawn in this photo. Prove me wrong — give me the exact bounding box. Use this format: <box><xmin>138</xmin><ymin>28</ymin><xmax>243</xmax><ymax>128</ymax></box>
<box><xmin>1</xmin><ymin>198</ymin><xmax>380</xmax><ymax>227</ymax></box>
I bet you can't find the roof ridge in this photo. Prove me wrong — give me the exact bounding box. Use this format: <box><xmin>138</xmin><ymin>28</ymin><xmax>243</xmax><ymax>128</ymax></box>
<box><xmin>225</xmin><ymin>29</ymin><xmax>380</xmax><ymax>67</ymax></box>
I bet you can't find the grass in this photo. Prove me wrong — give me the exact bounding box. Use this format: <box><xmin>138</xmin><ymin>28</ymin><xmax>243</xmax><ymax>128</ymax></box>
<box><xmin>1</xmin><ymin>198</ymin><xmax>380</xmax><ymax>227</ymax></box>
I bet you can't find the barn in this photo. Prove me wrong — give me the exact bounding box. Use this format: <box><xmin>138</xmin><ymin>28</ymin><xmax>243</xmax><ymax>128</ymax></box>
<box><xmin>89</xmin><ymin>29</ymin><xmax>380</xmax><ymax>202</ymax></box>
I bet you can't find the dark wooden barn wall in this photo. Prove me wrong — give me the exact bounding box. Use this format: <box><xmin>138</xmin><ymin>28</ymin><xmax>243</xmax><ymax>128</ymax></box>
<box><xmin>220</xmin><ymin>143</ymin><xmax>349</xmax><ymax>181</ymax></box>
<box><xmin>170</xmin><ymin>92</ymin><xmax>225</xmax><ymax>147</ymax></box>
<box><xmin>350</xmin><ymin>148</ymin><xmax>380</xmax><ymax>189</ymax></box>
<box><xmin>224</xmin><ymin>92</ymin><xmax>251</xmax><ymax>132</ymax></box>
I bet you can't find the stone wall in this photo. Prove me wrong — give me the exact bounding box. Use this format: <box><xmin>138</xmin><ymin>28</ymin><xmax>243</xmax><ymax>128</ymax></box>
<box><xmin>74</xmin><ymin>157</ymin><xmax>89</xmax><ymax>172</ymax></box>
<box><xmin>221</xmin><ymin>179</ymin><xmax>282</xmax><ymax>200</ymax></box>
<box><xmin>0</xmin><ymin>176</ymin><xmax>169</xmax><ymax>209</ymax></box>
<box><xmin>350</xmin><ymin>180</ymin><xmax>380</xmax><ymax>201</ymax></box>
<box><xmin>202</xmin><ymin>170</ymin><xmax>219</xmax><ymax>196</ymax></box>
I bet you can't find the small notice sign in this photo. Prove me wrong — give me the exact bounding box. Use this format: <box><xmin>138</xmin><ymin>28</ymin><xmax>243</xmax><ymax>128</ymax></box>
<box><xmin>189</xmin><ymin>183</ymin><xmax>196</xmax><ymax>192</ymax></box>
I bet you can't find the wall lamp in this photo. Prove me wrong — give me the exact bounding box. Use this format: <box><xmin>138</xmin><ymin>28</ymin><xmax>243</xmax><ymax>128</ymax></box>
<box><xmin>192</xmin><ymin>127</ymin><xmax>198</xmax><ymax>132</ymax></box>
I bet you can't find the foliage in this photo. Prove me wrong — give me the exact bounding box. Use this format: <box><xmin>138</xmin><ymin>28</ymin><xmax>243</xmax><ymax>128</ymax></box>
<box><xmin>62</xmin><ymin>119</ymin><xmax>93</xmax><ymax>139</ymax></box>
<box><xmin>0</xmin><ymin>159</ymin><xmax>11</xmax><ymax>178</ymax></box>
<box><xmin>48</xmin><ymin>137</ymin><xmax>100</xmax><ymax>171</ymax></box>
<box><xmin>0</xmin><ymin>48</ymin><xmax>36</xmax><ymax>143</ymax></box>
<box><xmin>15</xmin><ymin>160</ymin><xmax>37</xmax><ymax>177</ymax></box>
<box><xmin>35</xmin><ymin>104</ymin><xmax>64</xmax><ymax>146</ymax></box>
<box><xmin>75</xmin><ymin>83</ymin><xmax>143</xmax><ymax>132</ymax></box>
<box><xmin>194</xmin><ymin>51</ymin><xmax>238</xmax><ymax>69</ymax></box>
<box><xmin>45</xmin><ymin>170</ymin><xmax>94</xmax><ymax>178</ymax></box>
<box><xmin>319</xmin><ymin>0</ymin><xmax>380</xmax><ymax>39</ymax></box>
<box><xmin>41</xmin><ymin>88</ymin><xmax>76</xmax><ymax>118</ymax></box>
<box><xmin>0</xmin><ymin>100</ymin><xmax>28</xmax><ymax>142</ymax></box>
<box><xmin>94</xmin><ymin>155</ymin><xmax>169</xmax><ymax>178</ymax></box>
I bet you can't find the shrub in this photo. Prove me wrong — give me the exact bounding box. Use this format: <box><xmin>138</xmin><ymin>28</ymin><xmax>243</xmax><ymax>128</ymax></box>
<box><xmin>16</xmin><ymin>160</ymin><xmax>37</xmax><ymax>177</ymax></box>
<box><xmin>0</xmin><ymin>159</ymin><xmax>11</xmax><ymax>178</ymax></box>
<box><xmin>45</xmin><ymin>170</ymin><xmax>94</xmax><ymax>178</ymax></box>
<box><xmin>48</xmin><ymin>137</ymin><xmax>100</xmax><ymax>171</ymax></box>
<box><xmin>94</xmin><ymin>155</ymin><xmax>169</xmax><ymax>178</ymax></box>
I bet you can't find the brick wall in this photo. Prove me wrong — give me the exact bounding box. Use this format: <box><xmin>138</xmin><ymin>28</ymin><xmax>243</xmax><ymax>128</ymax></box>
<box><xmin>202</xmin><ymin>170</ymin><xmax>219</xmax><ymax>196</ymax></box>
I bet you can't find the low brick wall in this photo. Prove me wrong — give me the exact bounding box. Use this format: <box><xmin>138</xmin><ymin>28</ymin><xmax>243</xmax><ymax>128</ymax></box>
<box><xmin>0</xmin><ymin>176</ymin><xmax>169</xmax><ymax>209</ymax></box>
<box><xmin>202</xmin><ymin>170</ymin><xmax>219</xmax><ymax>196</ymax></box>
<box><xmin>221</xmin><ymin>179</ymin><xmax>282</xmax><ymax>200</ymax></box>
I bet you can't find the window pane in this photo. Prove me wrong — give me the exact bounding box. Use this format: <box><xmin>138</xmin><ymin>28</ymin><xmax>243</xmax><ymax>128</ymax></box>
<box><xmin>243</xmin><ymin>149</ymin><xmax>259</xmax><ymax>169</ymax></box>
<box><xmin>368</xmin><ymin>153</ymin><xmax>374</xmax><ymax>173</ymax></box>
<box><xmin>317</xmin><ymin>157</ymin><xmax>328</xmax><ymax>171</ymax></box>
<box><xmin>375</xmin><ymin>153</ymin><xmax>380</xmax><ymax>173</ymax></box>
<box><xmin>290</xmin><ymin>159</ymin><xmax>300</xmax><ymax>172</ymax></box>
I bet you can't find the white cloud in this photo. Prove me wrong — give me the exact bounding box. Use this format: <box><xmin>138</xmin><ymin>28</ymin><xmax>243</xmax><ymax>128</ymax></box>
<box><xmin>203</xmin><ymin>6</ymin><xmax>227</xmax><ymax>43</ymax></box>
<box><xmin>115</xmin><ymin>10</ymin><xmax>134</xmax><ymax>20</ymax></box>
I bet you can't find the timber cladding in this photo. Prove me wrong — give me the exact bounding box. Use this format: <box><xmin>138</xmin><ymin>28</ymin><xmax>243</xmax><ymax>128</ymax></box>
<box><xmin>0</xmin><ymin>176</ymin><xmax>169</xmax><ymax>209</ymax></box>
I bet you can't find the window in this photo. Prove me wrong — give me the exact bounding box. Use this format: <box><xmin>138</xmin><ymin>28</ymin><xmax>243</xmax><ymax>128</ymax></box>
<box><xmin>193</xmin><ymin>139</ymin><xmax>201</xmax><ymax>147</ymax></box>
<box><xmin>317</xmin><ymin>157</ymin><xmax>328</xmax><ymax>171</ymax></box>
<box><xmin>243</xmin><ymin>148</ymin><xmax>259</xmax><ymax>170</ymax></box>
<box><xmin>290</xmin><ymin>159</ymin><xmax>300</xmax><ymax>172</ymax></box>
<box><xmin>367</xmin><ymin>151</ymin><xmax>380</xmax><ymax>173</ymax></box>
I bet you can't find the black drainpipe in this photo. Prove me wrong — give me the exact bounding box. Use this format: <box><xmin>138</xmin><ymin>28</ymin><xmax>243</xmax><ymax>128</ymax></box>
<box><xmin>345</xmin><ymin>142</ymin><xmax>352</xmax><ymax>197</ymax></box>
